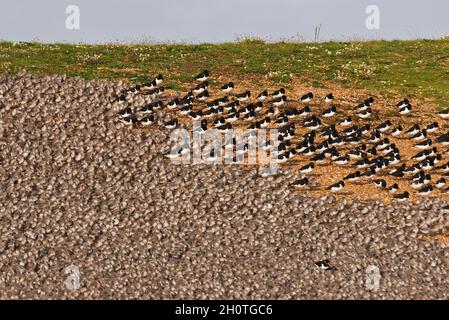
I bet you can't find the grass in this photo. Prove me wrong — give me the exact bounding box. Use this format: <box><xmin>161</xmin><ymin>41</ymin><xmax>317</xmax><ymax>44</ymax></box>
<box><xmin>0</xmin><ymin>39</ymin><xmax>448</xmax><ymax>108</ymax></box>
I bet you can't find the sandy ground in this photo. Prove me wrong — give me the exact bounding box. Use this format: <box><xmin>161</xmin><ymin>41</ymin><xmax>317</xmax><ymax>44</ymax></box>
<box><xmin>0</xmin><ymin>72</ymin><xmax>448</xmax><ymax>299</ymax></box>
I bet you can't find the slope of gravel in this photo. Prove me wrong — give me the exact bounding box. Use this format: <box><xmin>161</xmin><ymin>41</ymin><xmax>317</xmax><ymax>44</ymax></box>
<box><xmin>0</xmin><ymin>71</ymin><xmax>448</xmax><ymax>299</ymax></box>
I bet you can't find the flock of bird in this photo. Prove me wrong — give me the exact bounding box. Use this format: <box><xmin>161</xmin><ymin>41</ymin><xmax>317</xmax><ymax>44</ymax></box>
<box><xmin>114</xmin><ymin>70</ymin><xmax>449</xmax><ymax>202</ymax></box>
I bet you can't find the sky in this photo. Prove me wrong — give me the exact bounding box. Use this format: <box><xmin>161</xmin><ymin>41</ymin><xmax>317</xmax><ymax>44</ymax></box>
<box><xmin>0</xmin><ymin>0</ymin><xmax>448</xmax><ymax>43</ymax></box>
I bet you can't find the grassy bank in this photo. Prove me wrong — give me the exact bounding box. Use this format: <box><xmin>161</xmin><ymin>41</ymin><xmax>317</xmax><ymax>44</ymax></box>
<box><xmin>0</xmin><ymin>39</ymin><xmax>448</xmax><ymax>108</ymax></box>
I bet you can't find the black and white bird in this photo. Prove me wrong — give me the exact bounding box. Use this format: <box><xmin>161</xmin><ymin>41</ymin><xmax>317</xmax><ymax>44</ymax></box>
<box><xmin>196</xmin><ymin>90</ymin><xmax>210</xmax><ymax>101</ymax></box>
<box><xmin>300</xmin><ymin>92</ymin><xmax>313</xmax><ymax>103</ymax></box>
<box><xmin>399</xmin><ymin>104</ymin><xmax>412</xmax><ymax>115</ymax></box>
<box><xmin>163</xmin><ymin>118</ymin><xmax>178</xmax><ymax>129</ymax></box>
<box><xmin>180</xmin><ymin>92</ymin><xmax>194</xmax><ymax>105</ymax></box>
<box><xmin>426</xmin><ymin>122</ymin><xmax>439</xmax><ymax>133</ymax></box>
<box><xmin>388</xmin><ymin>154</ymin><xmax>401</xmax><ymax>166</ymax></box>
<box><xmin>300</xmin><ymin>145</ymin><xmax>316</xmax><ymax>156</ymax></box>
<box><xmin>322</xmin><ymin>106</ymin><xmax>336</xmax><ymax>118</ymax></box>
<box><xmin>390</xmin><ymin>125</ymin><xmax>403</xmax><ymax>137</ymax></box>
<box><xmin>414</xmin><ymin>139</ymin><xmax>432</xmax><ymax>150</ymax></box>
<box><xmin>314</xmin><ymin>259</ymin><xmax>334</xmax><ymax>271</ymax></box>
<box><xmin>396</xmin><ymin>98</ymin><xmax>409</xmax><ymax>109</ymax></box>
<box><xmin>374</xmin><ymin>179</ymin><xmax>387</xmax><ymax>188</ymax></box>
<box><xmin>237</xmin><ymin>104</ymin><xmax>251</xmax><ymax>115</ymax></box>
<box><xmin>404</xmin><ymin>164</ymin><xmax>421</xmax><ymax>175</ymax></box>
<box><xmin>119</xmin><ymin>115</ymin><xmax>137</xmax><ymax>126</ymax></box>
<box><xmin>357</xmin><ymin>108</ymin><xmax>372</xmax><ymax>119</ymax></box>
<box><xmin>264</xmin><ymin>106</ymin><xmax>277</xmax><ymax>117</ymax></box>
<box><xmin>285</xmin><ymin>108</ymin><xmax>298</xmax><ymax>119</ymax></box>
<box><xmin>334</xmin><ymin>155</ymin><xmax>350</xmax><ymax>165</ymax></box>
<box><xmin>143</xmin><ymin>80</ymin><xmax>157</xmax><ymax>90</ymax></box>
<box><xmin>167</xmin><ymin>98</ymin><xmax>180</xmax><ymax>110</ymax></box>
<box><xmin>356</xmin><ymin>102</ymin><xmax>369</xmax><ymax>112</ymax></box>
<box><xmin>347</xmin><ymin>149</ymin><xmax>365</xmax><ymax>160</ymax></box>
<box><xmin>412</xmin><ymin>130</ymin><xmax>428</xmax><ymax>142</ymax></box>
<box><xmin>367</xmin><ymin>146</ymin><xmax>378</xmax><ymax>155</ymax></box>
<box><xmin>435</xmin><ymin>161</ymin><xmax>449</xmax><ymax>172</ymax></box>
<box><xmin>387</xmin><ymin>183</ymin><xmax>399</xmax><ymax>193</ymax></box>
<box><xmin>257</xmin><ymin>90</ymin><xmax>269</xmax><ymax>101</ymax></box>
<box><xmin>217</xmin><ymin>96</ymin><xmax>229</xmax><ymax>106</ymax></box>
<box><xmin>305</xmin><ymin>119</ymin><xmax>321</xmax><ymax>130</ymax></box>
<box><xmin>299</xmin><ymin>162</ymin><xmax>315</xmax><ymax>174</ymax></box>
<box><xmin>116</xmin><ymin>94</ymin><xmax>127</xmax><ymax>104</ymax></box>
<box><xmin>377</xmin><ymin>120</ymin><xmax>392</xmax><ymax>133</ymax></box>
<box><xmin>311</xmin><ymin>152</ymin><xmax>326</xmax><ymax>163</ymax></box>
<box><xmin>382</xmin><ymin>144</ymin><xmax>399</xmax><ymax>155</ymax></box>
<box><xmin>224</xmin><ymin>100</ymin><xmax>239</xmax><ymax>111</ymax></box>
<box><xmin>417</xmin><ymin>184</ymin><xmax>433</xmax><ymax>196</ymax></box>
<box><xmin>194</xmin><ymin>119</ymin><xmax>208</xmax><ymax>133</ymax></box>
<box><xmin>213</xmin><ymin>116</ymin><xmax>226</xmax><ymax>127</ymax></box>
<box><xmin>394</xmin><ymin>191</ymin><xmax>409</xmax><ymax>201</ymax></box>
<box><xmin>365</xmin><ymin>96</ymin><xmax>375</xmax><ymax>106</ymax></box>
<box><xmin>259</xmin><ymin>117</ymin><xmax>271</xmax><ymax>128</ymax></box>
<box><xmin>152</xmin><ymin>100</ymin><xmax>164</xmax><ymax>110</ymax></box>
<box><xmin>388</xmin><ymin>163</ymin><xmax>405</xmax><ymax>177</ymax></box>
<box><xmin>429</xmin><ymin>154</ymin><xmax>442</xmax><ymax>164</ymax></box>
<box><xmin>376</xmin><ymin>138</ymin><xmax>390</xmax><ymax>150</ymax></box>
<box><xmin>420</xmin><ymin>159</ymin><xmax>435</xmax><ymax>171</ymax></box>
<box><xmin>117</xmin><ymin>107</ymin><xmax>133</xmax><ymax>118</ymax></box>
<box><xmin>235</xmin><ymin>91</ymin><xmax>251</xmax><ymax>102</ymax></box>
<box><xmin>411</xmin><ymin>176</ymin><xmax>426</xmax><ymax>189</ymax></box>
<box><xmin>298</xmin><ymin>106</ymin><xmax>311</xmax><ymax>117</ymax></box>
<box><xmin>406</xmin><ymin>124</ymin><xmax>420</xmax><ymax>136</ymax></box>
<box><xmin>129</xmin><ymin>84</ymin><xmax>141</xmax><ymax>94</ymax></box>
<box><xmin>188</xmin><ymin>110</ymin><xmax>202</xmax><ymax>120</ymax></box>
<box><xmin>436</xmin><ymin>132</ymin><xmax>449</xmax><ymax>145</ymax></box>
<box><xmin>226</xmin><ymin>112</ymin><xmax>240</xmax><ymax>122</ymax></box>
<box><xmin>217</xmin><ymin>122</ymin><xmax>232</xmax><ymax>132</ymax></box>
<box><xmin>435</xmin><ymin>178</ymin><xmax>446</xmax><ymax>189</ymax></box>
<box><xmin>147</xmin><ymin>86</ymin><xmax>165</xmax><ymax>97</ymax></box>
<box><xmin>140</xmin><ymin>115</ymin><xmax>155</xmax><ymax>126</ymax></box>
<box><xmin>412</xmin><ymin>149</ymin><xmax>431</xmax><ymax>161</ymax></box>
<box><xmin>324</xmin><ymin>93</ymin><xmax>334</xmax><ymax>104</ymax></box>
<box><xmin>359</xmin><ymin>124</ymin><xmax>371</xmax><ymax>135</ymax></box>
<box><xmin>272</xmin><ymin>95</ymin><xmax>287</xmax><ymax>107</ymax></box>
<box><xmin>179</xmin><ymin>104</ymin><xmax>193</xmax><ymax>115</ymax></box>
<box><xmin>192</xmin><ymin>81</ymin><xmax>208</xmax><ymax>94</ymax></box>
<box><xmin>439</xmin><ymin>108</ymin><xmax>449</xmax><ymax>119</ymax></box>
<box><xmin>275</xmin><ymin>114</ymin><xmax>288</xmax><ymax>125</ymax></box>
<box><xmin>339</xmin><ymin>117</ymin><xmax>352</xmax><ymax>127</ymax></box>
<box><xmin>220</xmin><ymin>82</ymin><xmax>234</xmax><ymax>93</ymax></box>
<box><xmin>327</xmin><ymin>180</ymin><xmax>345</xmax><ymax>192</ymax></box>
<box><xmin>272</xmin><ymin>88</ymin><xmax>286</xmax><ymax>98</ymax></box>
<box><xmin>195</xmin><ymin>70</ymin><xmax>209</xmax><ymax>82</ymax></box>
<box><xmin>244</xmin><ymin>111</ymin><xmax>256</xmax><ymax>121</ymax></box>
<box><xmin>154</xmin><ymin>74</ymin><xmax>163</xmax><ymax>86</ymax></box>
<box><xmin>290</xmin><ymin>177</ymin><xmax>309</xmax><ymax>188</ymax></box>
<box><xmin>343</xmin><ymin>171</ymin><xmax>361</xmax><ymax>182</ymax></box>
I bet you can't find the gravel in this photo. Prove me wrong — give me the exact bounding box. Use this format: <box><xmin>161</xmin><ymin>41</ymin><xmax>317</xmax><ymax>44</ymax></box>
<box><xmin>0</xmin><ymin>71</ymin><xmax>448</xmax><ymax>299</ymax></box>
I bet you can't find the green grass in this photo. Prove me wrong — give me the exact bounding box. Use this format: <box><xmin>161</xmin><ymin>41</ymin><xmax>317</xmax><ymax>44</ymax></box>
<box><xmin>0</xmin><ymin>39</ymin><xmax>448</xmax><ymax>107</ymax></box>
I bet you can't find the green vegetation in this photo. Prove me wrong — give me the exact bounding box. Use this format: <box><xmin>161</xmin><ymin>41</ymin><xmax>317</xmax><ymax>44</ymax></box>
<box><xmin>0</xmin><ymin>39</ymin><xmax>448</xmax><ymax>108</ymax></box>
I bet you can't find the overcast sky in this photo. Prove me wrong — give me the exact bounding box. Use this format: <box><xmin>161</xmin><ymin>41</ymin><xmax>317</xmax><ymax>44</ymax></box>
<box><xmin>0</xmin><ymin>0</ymin><xmax>448</xmax><ymax>43</ymax></box>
